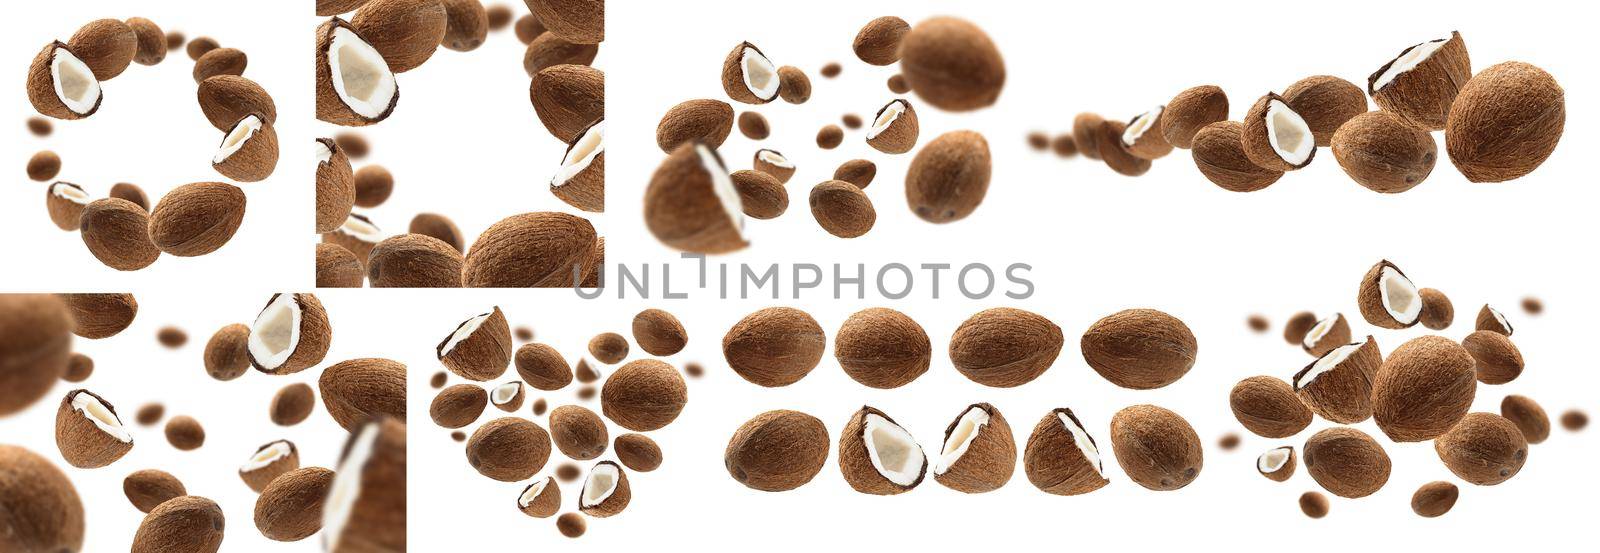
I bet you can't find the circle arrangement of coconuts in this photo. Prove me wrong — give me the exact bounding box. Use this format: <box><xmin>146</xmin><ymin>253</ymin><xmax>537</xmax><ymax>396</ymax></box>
<box><xmin>26</xmin><ymin>18</ymin><xmax>281</xmax><ymax>272</ymax></box>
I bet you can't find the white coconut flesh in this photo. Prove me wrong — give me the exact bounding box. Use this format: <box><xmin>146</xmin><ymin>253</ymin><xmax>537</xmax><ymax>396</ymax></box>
<box><xmin>935</xmin><ymin>407</ymin><xmax>990</xmax><ymax>474</ymax></box>
<box><xmin>52</xmin><ymin>183</ymin><xmax>91</xmax><ymax>205</ymax></box>
<box><xmin>1373</xmin><ymin>36</ymin><xmax>1450</xmax><ymax>91</ymax></box>
<box><xmin>696</xmin><ymin>143</ymin><xmax>745</xmax><ymax>234</ymax></box>
<box><xmin>315</xmin><ymin>140</ymin><xmax>334</xmax><ymax>164</ymax></box>
<box><xmin>518</xmin><ymin>479</ymin><xmax>549</xmax><ymax>508</ymax></box>
<box><xmin>1258</xmin><ymin>447</ymin><xmax>1292</xmax><ymax>473</ymax></box>
<box><xmin>553</xmin><ymin>120</ymin><xmax>605</xmax><ymax>187</ymax></box>
<box><xmin>323</xmin><ymin>420</ymin><xmax>380</xmax><ymax>551</ymax></box>
<box><xmin>328</xmin><ymin>26</ymin><xmax>396</xmax><ymax>119</ymax></box>
<box><xmin>865</xmin><ymin>101</ymin><xmax>907</xmax><ymax>140</ymax></box>
<box><xmin>248</xmin><ymin>294</ymin><xmax>304</xmax><ymax>371</ymax></box>
<box><xmin>339</xmin><ymin>214</ymin><xmax>384</xmax><ymax>244</ymax></box>
<box><xmin>439</xmin><ymin>312</ymin><xmax>491</xmax><ymax>358</ymax></box>
<box><xmin>213</xmin><ymin>115</ymin><xmax>262</xmax><ymax>164</ymax></box>
<box><xmin>757</xmin><ymin>149</ymin><xmax>792</xmax><ymax>168</ymax></box>
<box><xmin>491</xmin><ymin>382</ymin><xmax>520</xmax><ymax>405</ymax></box>
<box><xmin>1301</xmin><ymin>315</ymin><xmax>1340</xmax><ymax>349</ymax></box>
<box><xmin>1378</xmin><ymin>267</ymin><xmax>1421</xmax><ymax>325</ymax></box>
<box><xmin>71</xmin><ymin>392</ymin><xmax>131</xmax><ymax>443</ymax></box>
<box><xmin>242</xmin><ymin>441</ymin><xmax>293</xmax><ymax>472</ymax></box>
<box><xmin>580</xmin><ymin>463</ymin><xmax>620</xmax><ymax>508</ymax></box>
<box><xmin>1487</xmin><ymin>307</ymin><xmax>1510</xmax><ymax>332</ymax></box>
<box><xmin>52</xmin><ymin>48</ymin><xmax>100</xmax><ymax>115</ymax></box>
<box><xmin>1297</xmin><ymin>338</ymin><xmax>1368</xmax><ymax>389</ymax></box>
<box><xmin>1057</xmin><ymin>412</ymin><xmax>1105</xmax><ymax>476</ymax></box>
<box><xmin>1265</xmin><ymin>100</ymin><xmax>1314</xmax><ymax>166</ymax></box>
<box><xmin>860</xmin><ymin>414</ymin><xmax>924</xmax><ymax>486</ymax></box>
<box><xmin>739</xmin><ymin>48</ymin><xmax>779</xmax><ymax>101</ymax></box>
<box><xmin>1122</xmin><ymin>106</ymin><xmax>1164</xmax><ymax>146</ymax></box>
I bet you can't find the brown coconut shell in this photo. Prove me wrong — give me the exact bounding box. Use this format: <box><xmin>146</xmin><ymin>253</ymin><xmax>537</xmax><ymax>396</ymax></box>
<box><xmin>407</xmin><ymin>213</ymin><xmax>463</xmax><ymax>252</ymax></box>
<box><xmin>212</xmin><ymin>114</ymin><xmax>278</xmax><ymax>182</ymax></box>
<box><xmin>1109</xmin><ymin>404</ymin><xmax>1203</xmax><ymax>491</ymax></box>
<box><xmin>1331</xmin><ymin>110</ymin><xmax>1437</xmax><ymax>193</ymax></box>
<box><xmin>1417</xmin><ymin>288</ymin><xmax>1454</xmax><ymax>330</ymax></box>
<box><xmin>185</xmin><ymin>37</ymin><xmax>219</xmax><ymax>60</ymax></box>
<box><xmin>834</xmin><ymin>308</ymin><xmax>930</xmax><ymax>389</ymax></box>
<box><xmin>315</xmin><ymin>138</ymin><xmax>355</xmax><ymax>233</ymax></box>
<box><xmin>467</xmin><ymin>417</ymin><xmax>551</xmax><ymax>481</ymax></box>
<box><xmin>1303</xmin><ymin>427</ymin><xmax>1391</xmax><ymax>498</ymax></box>
<box><xmin>0</xmin><ymin>445</ymin><xmax>84</xmax><ymax>552</ymax></box>
<box><xmin>906</xmin><ymin>130</ymin><xmax>992</xmax><ymax>223</ymax></box>
<box><xmin>551</xmin><ymin>120</ymin><xmax>604</xmax><ymax>213</ymax></box>
<box><xmin>253</xmin><ymin>466</ymin><xmax>331</xmax><ymax>542</ymax></box>
<box><xmin>1023</xmin><ymin>408</ymin><xmax>1109</xmax><ymax>495</ymax></box>
<box><xmin>54</xmin><ymin>389</ymin><xmax>133</xmax><ymax>468</ymax></box>
<box><xmin>1283</xmin><ymin>75</ymin><xmax>1367</xmax><ymax>146</ymax></box>
<box><xmin>753</xmin><ymin>148</ymin><xmax>795</xmax><ymax>183</ymax></box>
<box><xmin>577</xmin><ymin>461</ymin><xmax>631</xmax><ymax>518</ymax></box>
<box><xmin>192</xmin><ymin>48</ymin><xmax>247</xmax><ymax>83</ymax></box>
<box><xmin>948</xmin><ymin>307</ymin><xmax>1061</xmax><ymax>388</ymax></box>
<box><xmin>439</xmin><ymin>0</ymin><xmax>488</xmax><ymax>51</ymax></box>
<box><xmin>1071</xmin><ymin>113</ymin><xmax>1105</xmax><ymax>160</ymax></box>
<box><xmin>130</xmin><ymin>496</ymin><xmax>225</xmax><ymax>553</ymax></box>
<box><xmin>1302</xmin><ymin>313</ymin><xmax>1352</xmax><ymax>356</ymax></box>
<box><xmin>614</xmin><ymin>433</ymin><xmax>663</xmax><ymax>472</ymax></box>
<box><xmin>777</xmin><ymin>66</ymin><xmax>811</xmax><ymax>104</ymax></box>
<box><xmin>163</xmin><ymin>415</ymin><xmax>205</xmax><ymax>451</ymax></box>
<box><xmin>352</xmin><ymin>165</ymin><xmax>392</xmax><ymax>208</ymax></box>
<box><xmin>1229</xmin><ymin>376</ymin><xmax>1313</xmax><ymax>438</ymax></box>
<box><xmin>866</xmin><ymin>99</ymin><xmax>919</xmax><ymax>154</ymax></box>
<box><xmin>1282</xmin><ymin>311</ymin><xmax>1317</xmax><ymax>345</ymax></box>
<box><xmin>1434</xmin><ymin>412</ymin><xmax>1527</xmax><ymax>485</ymax></box>
<box><xmin>720</xmin><ymin>42</ymin><xmax>778</xmax><ymax>104</ymax></box>
<box><xmin>530</xmin><ymin>64</ymin><xmax>604</xmax><ymax>142</ymax></box>
<box><xmin>1257</xmin><ymin>447</ymin><xmax>1297</xmax><ymax>482</ymax></box>
<box><xmin>853</xmin><ymin>16</ymin><xmax>910</xmax><ymax>65</ymax></box>
<box><xmin>656</xmin><ymin>99</ymin><xmax>733</xmax><ymax>153</ymax></box>
<box><xmin>148</xmin><ymin>182</ymin><xmax>247</xmax><ymax>257</ymax></box>
<box><xmin>248</xmin><ymin>293</ymin><xmax>332</xmax><ymax>375</ymax></box>
<box><xmin>1445</xmin><ymin>61</ymin><xmax>1564</xmax><ymax>182</ymax></box>
<box><xmin>126</xmin><ymin>17</ymin><xmax>166</xmax><ymax>66</ymax></box>
<box><xmin>729</xmin><ymin>170</ymin><xmax>787</xmax><ymax>220</ymax></box>
<box><xmin>1081</xmin><ymin>308</ymin><xmax>1197</xmax><ymax>389</ymax></box>
<box><xmin>1293</xmin><ymin>337</ymin><xmax>1380</xmax><ymax>424</ymax></box>
<box><xmin>316</xmin><ymin>243</ymin><xmax>365</xmax><ymax>287</ymax></box>
<box><xmin>60</xmin><ymin>293</ymin><xmax>135</xmax><ymax>340</ymax></box>
<box><xmin>61</xmin><ymin>353</ymin><xmax>93</xmax><ymax>382</ymax></box>
<box><xmin>1500</xmin><ymin>394</ymin><xmax>1550</xmax><ymax>444</ymax></box>
<box><xmin>28</xmin><ymin>151</ymin><xmax>61</xmax><ymax>182</ymax></box>
<box><xmin>935</xmin><ymin>403</ymin><xmax>1016</xmax><ymax>493</ymax></box>
<box><xmin>518</xmin><ymin>477</ymin><xmax>560</xmax><ymax>518</ymax></box>
<box><xmin>1475</xmin><ymin>304</ymin><xmax>1513</xmax><ymax>336</ymax></box>
<box><xmin>1191</xmin><ymin>121</ymin><xmax>1283</xmax><ymax>192</ymax></box>
<box><xmin>197</xmin><ymin>75</ymin><xmax>276</xmax><ymax>131</ymax></box>
<box><xmin>239</xmin><ymin>440</ymin><xmax>300</xmax><ymax>493</ymax></box>
<box><xmin>525</xmin><ymin>0</ymin><xmax>604</xmax><ymax>44</ymax></box>
<box><xmin>737</xmin><ymin>111</ymin><xmax>769</xmax><ymax>139</ymax></box>
<box><xmin>350</xmin><ymin>0</ymin><xmax>447</xmax><ymax>73</ymax></box>
<box><xmin>1411</xmin><ymin>481</ymin><xmax>1459</xmax><ymax>517</ymax></box>
<box><xmin>327</xmin><ymin>417</ymin><xmax>406</xmax><ymax>552</ymax></box>
<box><xmin>80</xmin><ymin>198</ymin><xmax>161</xmax><ymax>271</ymax></box>
<box><xmin>269</xmin><ymin>383</ymin><xmax>316</xmax><ymax>426</ymax></box>
<box><xmin>815</xmin><ymin>124</ymin><xmax>844</xmax><ymax>149</ymax></box>
<box><xmin>838</xmin><ymin>406</ymin><xmax>927</xmax><ymax>495</ymax></box>
<box><xmin>462</xmin><ymin>212</ymin><xmax>597</xmax><ymax>287</ymax></box>
<box><xmin>321</xmin><ymin>212</ymin><xmax>380</xmax><ymax>266</ymax></box>
<box><xmin>587</xmin><ymin>332</ymin><xmax>628</xmax><ymax>364</ymax></box>
<box><xmin>428</xmin><ymin>384</ymin><xmax>487</xmax><ymax>428</ymax></box>
<box><xmin>1123</xmin><ymin>107</ymin><xmax>1174</xmax><ymax>160</ymax></box>
<box><xmin>514</xmin><ymin>343</ymin><xmax>573</xmax><ymax>390</ymax></box>
<box><xmin>436</xmin><ymin>307</ymin><xmax>511</xmax><ymax>380</ymax></box>
<box><xmin>315</xmin><ymin>18</ymin><xmax>398</xmax><ymax>126</ymax></box>
<box><xmin>203</xmin><ymin>323</ymin><xmax>251</xmax><ymax>381</ymax></box>
<box><xmin>723</xmin><ymin>307</ymin><xmax>825</xmax><ymax>387</ymax></box>
<box><xmin>600</xmin><ymin>359</ymin><xmax>688</xmax><ymax>431</ymax></box>
<box><xmin>27</xmin><ymin>42</ymin><xmax>101</xmax><ymax>120</ymax></box>
<box><xmin>124</xmin><ymin>469</ymin><xmax>186</xmax><ymax>513</ymax></box>
<box><xmin>1162</xmin><ymin>85</ymin><xmax>1229</xmax><ymax>149</ymax></box>
<box><xmin>573</xmin><ymin>358</ymin><xmax>600</xmax><ymax>384</ymax></box>
<box><xmin>1462</xmin><ymin>330</ymin><xmax>1524</xmax><ymax>385</ymax></box>
<box><xmin>1095</xmin><ymin>120</ymin><xmax>1153</xmax><ymax>177</ymax></box>
<box><xmin>834</xmin><ymin>159</ymin><xmax>877</xmax><ymax>188</ymax></box>
<box><xmin>318</xmin><ymin>358</ymin><xmax>407</xmax><ymax>430</ymax></box>
<box><xmin>110</xmin><ymin>183</ymin><xmax>149</xmax><ymax>211</ymax></box>
<box><xmin>523</xmin><ymin>32</ymin><xmax>597</xmax><ymax>76</ymax></box>
<box><xmin>550</xmin><ymin>405</ymin><xmax>609</xmax><ymax>460</ymax></box>
<box><xmin>631</xmin><ymin>308</ymin><xmax>688</xmax><ymax>356</ymax></box>
<box><xmin>1241</xmin><ymin>93</ymin><xmax>1316</xmax><ymax>171</ymax></box>
<box><xmin>898</xmin><ymin>17</ymin><xmax>1005</xmax><ymax>111</ymax></box>
<box><xmin>67</xmin><ymin>19</ymin><xmax>137</xmax><ymax>80</ymax></box>
<box><xmin>725</xmin><ymin>410</ymin><xmax>829</xmax><ymax>491</ymax></box>
<box><xmin>887</xmin><ymin>73</ymin><xmax>910</xmax><ymax>94</ymax></box>
<box><xmin>489</xmin><ymin>382</ymin><xmax>524</xmax><ymax>412</ymax></box>
<box><xmin>46</xmin><ymin>182</ymin><xmax>91</xmax><ymax>231</ymax></box>
<box><xmin>1372</xmin><ymin>335</ymin><xmax>1477</xmax><ymax>442</ymax></box>
<box><xmin>810</xmin><ymin>180</ymin><xmax>876</xmax><ymax>238</ymax></box>
<box><xmin>1368</xmin><ymin>31</ymin><xmax>1471</xmax><ymax>131</ymax></box>
<box><xmin>366</xmin><ymin>234</ymin><xmax>464</xmax><ymax>287</ymax></box>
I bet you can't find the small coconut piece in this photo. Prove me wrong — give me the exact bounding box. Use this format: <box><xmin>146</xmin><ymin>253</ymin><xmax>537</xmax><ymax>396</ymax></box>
<box><xmin>906</xmin><ymin>130</ymin><xmax>991</xmax><ymax>223</ymax></box>
<box><xmin>1372</xmin><ymin>335</ymin><xmax>1476</xmax><ymax>442</ymax></box>
<box><xmin>614</xmin><ymin>434</ymin><xmax>662</xmax><ymax>472</ymax></box>
<box><xmin>439</xmin><ymin>0</ymin><xmax>488</xmax><ymax>51</ymax></box>
<box><xmin>1475</xmin><ymin>304</ymin><xmax>1513</xmax><ymax>336</ymax></box>
<box><xmin>588</xmin><ymin>333</ymin><xmax>628</xmax><ymax>364</ymax></box>
<box><xmin>192</xmin><ymin>47</ymin><xmax>248</xmax><ymax>83</ymax></box>
<box><xmin>1242</xmin><ymin>93</ymin><xmax>1316</xmax><ymax>171</ymax></box>
<box><xmin>350</xmin><ymin>0</ymin><xmax>447</xmax><ymax>72</ymax></box>
<box><xmin>657</xmin><ymin>99</ymin><xmax>733</xmax><ymax>152</ymax></box>
<box><xmin>525</xmin><ymin>0</ymin><xmax>603</xmax><ymax>44</ymax></box>
<box><xmin>211</xmin><ymin>112</ymin><xmax>278</xmax><ymax>182</ymax></box>
<box><xmin>316</xmin><ymin>243</ymin><xmax>364</xmax><ymax>288</ymax></box>
<box><xmin>1096</xmin><ymin>120</ymin><xmax>1152</xmax><ymax>177</ymax></box>
<box><xmin>600</xmin><ymin>359</ymin><xmax>688</xmax><ymax>431</ymax></box>
<box><xmin>1463</xmin><ymin>330</ymin><xmax>1524</xmax><ymax>385</ymax></box>
<box><xmin>725</xmin><ymin>410</ymin><xmax>829</xmax><ymax>491</ymax></box>
<box><xmin>1411</xmin><ymin>481</ymin><xmax>1459</xmax><ymax>517</ymax></box>
<box><xmin>125</xmin><ymin>469</ymin><xmax>186</xmax><ymax>513</ymax></box>
<box><xmin>0</xmin><ymin>445</ymin><xmax>84</xmax><ymax>551</ymax></box>
<box><xmin>523</xmin><ymin>33</ymin><xmax>597</xmax><ymax>76</ymax></box>
<box><xmin>1023</xmin><ymin>408</ymin><xmax>1108</xmax><ymax>495</ymax></box>
<box><xmin>529</xmin><ymin>64</ymin><xmax>603</xmax><ymax>143</ymax></box>
<box><xmin>247</xmin><ymin>293</ymin><xmax>332</xmax><ymax>375</ymax></box>
<box><xmin>515</xmin><ymin>343</ymin><xmax>573</xmax><ymax>390</ymax></box>
<box><xmin>1192</xmin><ymin>121</ymin><xmax>1283</xmax><ymax>192</ymax></box>
<box><xmin>834</xmin><ymin>159</ymin><xmax>877</xmax><ymax>188</ymax></box>
<box><xmin>1368</xmin><ymin>32</ymin><xmax>1471</xmax><ymax>131</ymax></box>
<box><xmin>55</xmin><ymin>389</ymin><xmax>134</xmax><ymax>468</ymax></box>
<box><xmin>776</xmin><ymin>66</ymin><xmax>810</xmax><ymax>104</ymax></box>
<box><xmin>67</xmin><ymin>19</ymin><xmax>137</xmax><ymax>80</ymax></box>
<box><xmin>467</xmin><ymin>417</ymin><xmax>551</xmax><ymax>481</ymax></box>
<box><xmin>461</xmin><ymin>212</ymin><xmax>595</xmax><ymax>287</ymax></box>
<box><xmin>736</xmin><ymin>111</ymin><xmax>769</xmax><ymax>140</ymax></box>
<box><xmin>46</xmin><ymin>181</ymin><xmax>92</xmax><ymax>231</ymax></box>
<box><xmin>574</xmin><ymin>359</ymin><xmax>599</xmax><ymax>383</ymax></box>
<box><xmin>203</xmin><ymin>323</ymin><xmax>251</xmax><ymax>381</ymax></box>
<box><xmin>899</xmin><ymin>17</ymin><xmax>1005</xmax><ymax>111</ymax></box>
<box><xmin>1294</xmin><ymin>337</ymin><xmax>1380</xmax><ymax>424</ymax></box>
<box><xmin>1301</xmin><ymin>313</ymin><xmax>1351</xmax><ymax>357</ymax></box>
<box><xmin>861</xmin><ymin>99</ymin><xmax>919</xmax><ymax>154</ymax></box>
<box><xmin>1302</xmin><ymin>427</ymin><xmax>1390</xmax><ymax>498</ymax></box>
<box><xmin>429</xmin><ymin>384</ymin><xmax>487</xmax><ymax>428</ymax></box>
<box><xmin>1081</xmin><ymin>308</ymin><xmax>1197</xmax><ymax>390</ymax></box>
<box><xmin>163</xmin><ymin>415</ymin><xmax>205</xmax><ymax>451</ymax></box>
<box><xmin>110</xmin><ymin>183</ymin><xmax>150</xmax><ymax>211</ymax></box>
<box><xmin>948</xmin><ymin>307</ymin><xmax>1061</xmax><ymax>388</ymax></box>
<box><xmin>130</xmin><ymin>495</ymin><xmax>225</xmax><ymax>553</ymax></box>
<box><xmin>186</xmin><ymin>37</ymin><xmax>219</xmax><ymax>60</ymax></box>
<box><xmin>517</xmin><ymin>477</ymin><xmax>559</xmax><ymax>518</ymax></box>
<box><xmin>1435</xmin><ymin>412</ymin><xmax>1527</xmax><ymax>485</ymax></box>
<box><xmin>126</xmin><ymin>17</ymin><xmax>166</xmax><ymax>65</ymax></box>
<box><xmin>1229</xmin><ymin>376</ymin><xmax>1313</xmax><ymax>438</ymax></box>
<box><xmin>810</xmin><ymin>180</ymin><xmax>876</xmax><ymax>238</ymax></box>
<box><xmin>632</xmin><ymin>308</ymin><xmax>688</xmax><ymax>356</ymax></box>
<box><xmin>366</xmin><ymin>234</ymin><xmax>464</xmax><ymax>287</ymax></box>
<box><xmin>27</xmin><ymin>150</ymin><xmax>60</xmax><ymax>181</ymax></box>
<box><xmin>1257</xmin><ymin>446</ymin><xmax>1297</xmax><ymax>482</ymax></box>
<box><xmin>434</xmin><ymin>307</ymin><xmax>513</xmax><ymax>381</ymax></box>
<box><xmin>721</xmin><ymin>42</ymin><xmax>779</xmax><ymax>104</ymax></box>
<box><xmin>1446</xmin><ymin>61</ymin><xmax>1564</xmax><ymax>182</ymax></box>
<box><xmin>550</xmin><ymin>405</ymin><xmax>608</xmax><ymax>460</ymax></box>
<box><xmin>933</xmin><ymin>403</ymin><xmax>1015</xmax><ymax>493</ymax></box>
<box><xmin>27</xmin><ymin>42</ymin><xmax>103</xmax><ymax>120</ymax></box>
<box><xmin>319</xmin><ymin>358</ymin><xmax>407</xmax><ymax>430</ymax></box>
<box><xmin>1122</xmin><ymin>106</ymin><xmax>1174</xmax><ymax>159</ymax></box>
<box><xmin>834</xmin><ymin>308</ymin><xmax>930</xmax><ymax>389</ymax></box>
<box><xmin>551</xmin><ymin>119</ymin><xmax>604</xmax><ymax>213</ymax></box>
<box><xmin>198</xmin><ymin>75</ymin><xmax>276</xmax><ymax>131</ymax></box>
<box><xmin>148</xmin><ymin>182</ymin><xmax>248</xmax><ymax>256</ymax></box>
<box><xmin>315</xmin><ymin>18</ymin><xmax>399</xmax><ymax>126</ymax></box>
<box><xmin>753</xmin><ymin>148</ymin><xmax>795</xmax><ymax>183</ymax></box>
<box><xmin>853</xmin><ymin>16</ymin><xmax>910</xmax><ymax>65</ymax></box>
<box><xmin>1283</xmin><ymin>76</ymin><xmax>1367</xmax><ymax>146</ymax></box>
<box><xmin>1109</xmin><ymin>405</ymin><xmax>1202</xmax><ymax>491</ymax></box>
<box><xmin>838</xmin><ymin>406</ymin><xmax>927</xmax><ymax>495</ymax></box>
<box><xmin>1500</xmin><ymin>394</ymin><xmax>1550</xmax><ymax>444</ymax></box>
<box><xmin>1161</xmin><ymin>85</ymin><xmax>1229</xmax><ymax>149</ymax></box>
<box><xmin>254</xmin><ymin>466</ymin><xmax>332</xmax><ymax>542</ymax></box>
<box><xmin>322</xmin><ymin>417</ymin><xmax>406</xmax><ymax>553</ymax></box>
<box><xmin>270</xmin><ymin>383</ymin><xmax>315</xmax><ymax>426</ymax></box>
<box><xmin>578</xmin><ymin>461</ymin><xmax>630</xmax><ymax>517</ymax></box>
<box><xmin>239</xmin><ymin>440</ymin><xmax>300</xmax><ymax>493</ymax></box>
<box><xmin>1359</xmin><ymin>260</ymin><xmax>1424</xmax><ymax>329</ymax></box>
<box><xmin>723</xmin><ymin>307</ymin><xmax>826</xmax><ymax>387</ymax></box>
<box><xmin>490</xmin><ymin>381</ymin><xmax>524</xmax><ymax>412</ymax></box>
<box><xmin>1332</xmin><ymin>111</ymin><xmax>1438</xmax><ymax>193</ymax></box>
<box><xmin>80</xmin><ymin>198</ymin><xmax>161</xmax><ymax>270</ymax></box>
<box><xmin>315</xmin><ymin>139</ymin><xmax>356</xmax><ymax>234</ymax></box>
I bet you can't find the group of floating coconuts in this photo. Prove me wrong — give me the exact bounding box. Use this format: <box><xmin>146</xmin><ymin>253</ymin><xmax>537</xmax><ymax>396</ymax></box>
<box><xmin>1036</xmin><ymin>32</ymin><xmax>1564</xmax><ymax>192</ymax></box>
<box><xmin>0</xmin><ymin>292</ymin><xmax>408</xmax><ymax>552</ymax></box>
<box><xmin>644</xmin><ymin>15</ymin><xmax>1007</xmax><ymax>253</ymax></box>
<box><xmin>425</xmin><ymin>306</ymin><xmax>692</xmax><ymax>538</ymax></box>
<box><xmin>314</xmin><ymin>0</ymin><xmax>605</xmax><ymax>288</ymax></box>
<box><xmin>24</xmin><ymin>17</ymin><xmax>281</xmax><ymax>272</ymax></box>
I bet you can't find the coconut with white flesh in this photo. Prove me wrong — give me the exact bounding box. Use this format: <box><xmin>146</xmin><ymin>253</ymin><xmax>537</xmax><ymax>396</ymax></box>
<box><xmin>1242</xmin><ymin>93</ymin><xmax>1316</xmax><ymax>171</ymax></box>
<box><xmin>316</xmin><ymin>18</ymin><xmax>399</xmax><ymax>126</ymax></box>
<box><xmin>323</xmin><ymin>417</ymin><xmax>405</xmax><ymax>553</ymax></box>
<box><xmin>1301</xmin><ymin>313</ymin><xmax>1351</xmax><ymax>356</ymax></box>
<box><xmin>1122</xmin><ymin>105</ymin><xmax>1174</xmax><ymax>160</ymax></box>
<box><xmin>865</xmin><ymin>99</ymin><xmax>919</xmax><ymax>154</ymax></box>
<box><xmin>551</xmin><ymin>119</ymin><xmax>604</xmax><ymax>212</ymax></box>
<box><xmin>46</xmin><ymin>182</ymin><xmax>93</xmax><ymax>231</ymax></box>
<box><xmin>1295</xmin><ymin>336</ymin><xmax>1381</xmax><ymax>424</ymax></box>
<box><xmin>54</xmin><ymin>389</ymin><xmax>133</xmax><ymax>468</ymax></box>
<box><xmin>213</xmin><ymin>114</ymin><xmax>280</xmax><ymax>182</ymax></box>
<box><xmin>436</xmin><ymin>306</ymin><xmax>512</xmax><ymax>381</ymax></box>
<box><xmin>489</xmin><ymin>381</ymin><xmax>524</xmax><ymax>412</ymax></box>
<box><xmin>753</xmin><ymin>148</ymin><xmax>795</xmax><ymax>183</ymax></box>
<box><xmin>240</xmin><ymin>440</ymin><xmax>300</xmax><ymax>492</ymax></box>
<box><xmin>933</xmin><ymin>403</ymin><xmax>1015</xmax><ymax>493</ymax></box>
<box><xmin>1023</xmin><ymin>407</ymin><xmax>1109</xmax><ymax>495</ymax></box>
<box><xmin>27</xmin><ymin>42</ymin><xmax>102</xmax><ymax>119</ymax></box>
<box><xmin>1358</xmin><ymin>260</ymin><xmax>1422</xmax><ymax>329</ymax></box>
<box><xmin>1257</xmin><ymin>446</ymin><xmax>1297</xmax><ymax>482</ymax></box>
<box><xmin>1368</xmin><ymin>32</ymin><xmax>1471</xmax><ymax>130</ymax></box>
<box><xmin>248</xmin><ymin>293</ymin><xmax>332</xmax><ymax>375</ymax></box>
<box><xmin>838</xmin><ymin>406</ymin><xmax>927</xmax><ymax>495</ymax></box>
<box><xmin>578</xmin><ymin>461</ymin><xmax>630</xmax><ymax>518</ymax></box>
<box><xmin>1477</xmin><ymin>304</ymin><xmax>1513</xmax><ymax>336</ymax></box>
<box><xmin>517</xmin><ymin>476</ymin><xmax>559</xmax><ymax>518</ymax></box>
<box><xmin>643</xmin><ymin>142</ymin><xmax>748</xmax><ymax>254</ymax></box>
<box><xmin>324</xmin><ymin>212</ymin><xmax>384</xmax><ymax>267</ymax></box>
<box><xmin>722</xmin><ymin>42</ymin><xmax>778</xmax><ymax>104</ymax></box>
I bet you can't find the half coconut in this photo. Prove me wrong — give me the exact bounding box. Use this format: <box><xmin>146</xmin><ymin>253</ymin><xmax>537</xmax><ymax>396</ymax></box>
<box><xmin>323</xmin><ymin>417</ymin><xmax>406</xmax><ymax>553</ymax></box>
<box><xmin>578</xmin><ymin>461</ymin><xmax>630</xmax><ymax>518</ymax></box>
<box><xmin>1294</xmin><ymin>336</ymin><xmax>1381</xmax><ymax>424</ymax></box>
<box><xmin>865</xmin><ymin>99</ymin><xmax>919</xmax><ymax>154</ymax></box>
<box><xmin>1242</xmin><ymin>93</ymin><xmax>1316</xmax><ymax>171</ymax></box>
<box><xmin>1367</xmin><ymin>32</ymin><xmax>1470</xmax><ymax>130</ymax></box>
<box><xmin>517</xmin><ymin>476</ymin><xmax>559</xmax><ymax>518</ymax></box>
<box><xmin>933</xmin><ymin>403</ymin><xmax>1016</xmax><ymax>493</ymax></box>
<box><xmin>315</xmin><ymin>18</ymin><xmax>398</xmax><ymax>126</ymax></box>
<box><xmin>1257</xmin><ymin>446</ymin><xmax>1296</xmax><ymax>482</ymax></box>
<box><xmin>838</xmin><ymin>406</ymin><xmax>926</xmax><ymax>495</ymax></box>
<box><xmin>551</xmin><ymin>119</ymin><xmax>604</xmax><ymax>213</ymax></box>
<box><xmin>1301</xmin><ymin>313</ymin><xmax>1351</xmax><ymax>357</ymax></box>
<box><xmin>248</xmin><ymin>293</ymin><xmax>332</xmax><ymax>375</ymax></box>
<box><xmin>239</xmin><ymin>439</ymin><xmax>300</xmax><ymax>492</ymax></box>
<box><xmin>644</xmin><ymin>142</ymin><xmax>747</xmax><ymax>254</ymax></box>
<box><xmin>27</xmin><ymin>42</ymin><xmax>102</xmax><ymax>119</ymax></box>
<box><xmin>54</xmin><ymin>389</ymin><xmax>133</xmax><ymax>468</ymax></box>
<box><xmin>323</xmin><ymin>212</ymin><xmax>384</xmax><ymax>267</ymax></box>
<box><xmin>489</xmin><ymin>381</ymin><xmax>524</xmax><ymax>412</ymax></box>
<box><xmin>213</xmin><ymin>114</ymin><xmax>280</xmax><ymax>182</ymax></box>
<box><xmin>436</xmin><ymin>306</ymin><xmax>513</xmax><ymax>381</ymax></box>
<box><xmin>47</xmin><ymin>181</ymin><xmax>93</xmax><ymax>231</ymax></box>
<box><xmin>752</xmin><ymin>148</ymin><xmax>795</xmax><ymax>183</ymax></box>
<box><xmin>721</xmin><ymin>42</ymin><xmax>779</xmax><ymax>104</ymax></box>
<box><xmin>1122</xmin><ymin>105</ymin><xmax>1174</xmax><ymax>160</ymax></box>
<box><xmin>1358</xmin><ymin>260</ymin><xmax>1422</xmax><ymax>329</ymax></box>
<box><xmin>1023</xmin><ymin>407</ymin><xmax>1109</xmax><ymax>496</ymax></box>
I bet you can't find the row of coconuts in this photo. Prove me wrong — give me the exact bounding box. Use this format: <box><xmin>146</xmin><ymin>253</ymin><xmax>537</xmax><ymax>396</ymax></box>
<box><xmin>426</xmin><ymin>305</ymin><xmax>690</xmax><ymax>538</ymax></box>
<box><xmin>1054</xmin><ymin>32</ymin><xmax>1563</xmax><ymax>192</ymax></box>
<box><xmin>27</xmin><ymin>17</ymin><xmax>282</xmax><ymax>272</ymax></box>
<box><xmin>314</xmin><ymin>0</ymin><xmax>605</xmax><ymax>215</ymax></box>
<box><xmin>0</xmin><ymin>293</ymin><xmax>408</xmax><ymax>552</ymax></box>
<box><xmin>644</xmin><ymin>15</ymin><xmax>1009</xmax><ymax>253</ymax></box>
